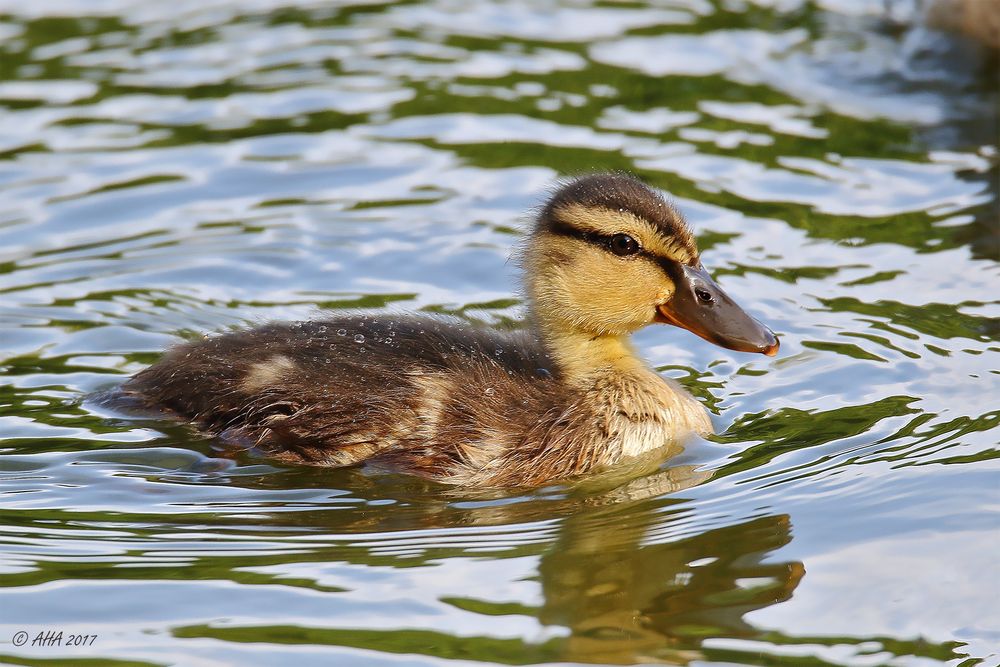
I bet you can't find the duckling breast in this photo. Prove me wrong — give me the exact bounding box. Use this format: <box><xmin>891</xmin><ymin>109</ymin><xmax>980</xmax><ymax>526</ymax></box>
<box><xmin>589</xmin><ymin>370</ymin><xmax>713</xmax><ymax>460</ymax></box>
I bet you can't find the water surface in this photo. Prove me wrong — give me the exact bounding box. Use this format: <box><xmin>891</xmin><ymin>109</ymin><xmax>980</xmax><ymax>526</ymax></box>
<box><xmin>0</xmin><ymin>1</ymin><xmax>998</xmax><ymax>665</ymax></box>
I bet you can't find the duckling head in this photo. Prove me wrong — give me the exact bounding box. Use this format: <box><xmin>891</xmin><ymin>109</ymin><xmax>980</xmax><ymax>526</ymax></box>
<box><xmin>523</xmin><ymin>173</ymin><xmax>779</xmax><ymax>356</ymax></box>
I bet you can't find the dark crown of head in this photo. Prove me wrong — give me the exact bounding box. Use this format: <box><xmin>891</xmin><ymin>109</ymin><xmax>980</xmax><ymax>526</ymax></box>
<box><xmin>540</xmin><ymin>173</ymin><xmax>695</xmax><ymax>251</ymax></box>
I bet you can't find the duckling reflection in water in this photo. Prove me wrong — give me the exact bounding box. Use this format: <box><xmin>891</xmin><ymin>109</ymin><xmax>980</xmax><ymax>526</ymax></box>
<box><xmin>538</xmin><ymin>510</ymin><xmax>804</xmax><ymax>664</ymax></box>
<box><xmin>123</xmin><ymin>173</ymin><xmax>779</xmax><ymax>487</ymax></box>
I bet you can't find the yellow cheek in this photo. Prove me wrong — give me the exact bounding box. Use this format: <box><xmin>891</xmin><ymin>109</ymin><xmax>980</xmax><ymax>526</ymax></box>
<box><xmin>655</xmin><ymin>284</ymin><xmax>674</xmax><ymax>304</ymax></box>
<box><xmin>528</xmin><ymin>239</ymin><xmax>676</xmax><ymax>335</ymax></box>
<box><xmin>566</xmin><ymin>261</ymin><xmax>663</xmax><ymax>329</ymax></box>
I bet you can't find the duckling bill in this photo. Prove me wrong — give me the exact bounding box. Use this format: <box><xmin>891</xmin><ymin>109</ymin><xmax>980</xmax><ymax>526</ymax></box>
<box><xmin>123</xmin><ymin>173</ymin><xmax>778</xmax><ymax>487</ymax></box>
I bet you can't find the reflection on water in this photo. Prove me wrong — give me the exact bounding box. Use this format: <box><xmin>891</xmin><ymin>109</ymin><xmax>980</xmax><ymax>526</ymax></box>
<box><xmin>538</xmin><ymin>509</ymin><xmax>803</xmax><ymax>664</ymax></box>
<box><xmin>170</xmin><ymin>507</ymin><xmax>805</xmax><ymax>665</ymax></box>
<box><xmin>0</xmin><ymin>0</ymin><xmax>998</xmax><ymax>665</ymax></box>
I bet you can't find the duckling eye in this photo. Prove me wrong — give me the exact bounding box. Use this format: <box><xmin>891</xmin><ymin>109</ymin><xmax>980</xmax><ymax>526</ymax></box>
<box><xmin>695</xmin><ymin>287</ymin><xmax>714</xmax><ymax>303</ymax></box>
<box><xmin>609</xmin><ymin>233</ymin><xmax>639</xmax><ymax>256</ymax></box>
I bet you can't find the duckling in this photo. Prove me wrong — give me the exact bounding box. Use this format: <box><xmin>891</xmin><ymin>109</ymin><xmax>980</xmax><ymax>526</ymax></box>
<box><xmin>122</xmin><ymin>173</ymin><xmax>778</xmax><ymax>487</ymax></box>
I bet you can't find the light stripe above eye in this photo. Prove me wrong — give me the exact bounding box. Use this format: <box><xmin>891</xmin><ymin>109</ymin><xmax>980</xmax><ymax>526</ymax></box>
<box><xmin>553</xmin><ymin>202</ymin><xmax>654</xmax><ymax>237</ymax></box>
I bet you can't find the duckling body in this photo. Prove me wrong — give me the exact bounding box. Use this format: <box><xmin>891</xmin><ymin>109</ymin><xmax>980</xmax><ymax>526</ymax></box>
<box><xmin>126</xmin><ymin>315</ymin><xmax>709</xmax><ymax>486</ymax></box>
<box><xmin>124</xmin><ymin>174</ymin><xmax>778</xmax><ymax>487</ymax></box>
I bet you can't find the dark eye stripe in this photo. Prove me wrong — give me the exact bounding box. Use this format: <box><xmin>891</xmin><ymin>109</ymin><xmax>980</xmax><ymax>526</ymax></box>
<box><xmin>547</xmin><ymin>220</ymin><xmax>682</xmax><ymax>273</ymax></box>
<box><xmin>547</xmin><ymin>220</ymin><xmax>642</xmax><ymax>255</ymax></box>
<box><xmin>546</xmin><ymin>219</ymin><xmax>610</xmax><ymax>246</ymax></box>
<box><xmin>652</xmin><ymin>254</ymin><xmax>684</xmax><ymax>283</ymax></box>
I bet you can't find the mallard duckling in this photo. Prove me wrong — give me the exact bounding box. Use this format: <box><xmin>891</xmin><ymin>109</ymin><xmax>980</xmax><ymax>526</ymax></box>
<box><xmin>123</xmin><ymin>173</ymin><xmax>778</xmax><ymax>487</ymax></box>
